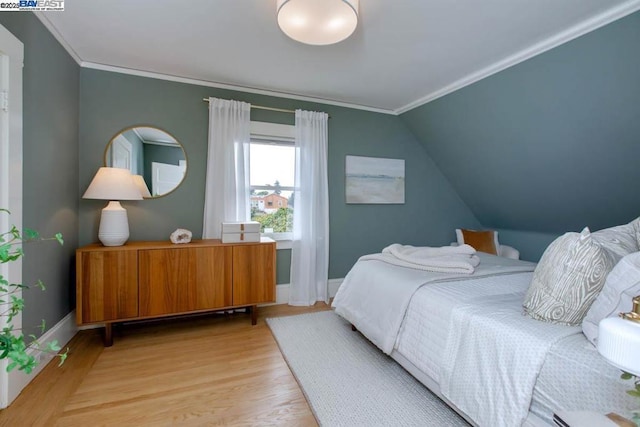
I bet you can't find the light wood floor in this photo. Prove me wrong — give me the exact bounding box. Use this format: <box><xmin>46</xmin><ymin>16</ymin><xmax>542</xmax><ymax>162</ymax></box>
<box><xmin>0</xmin><ymin>304</ymin><xmax>331</xmax><ymax>426</ymax></box>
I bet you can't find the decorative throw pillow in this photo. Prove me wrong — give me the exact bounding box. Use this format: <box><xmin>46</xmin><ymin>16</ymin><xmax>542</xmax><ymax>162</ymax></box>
<box><xmin>582</xmin><ymin>252</ymin><xmax>640</xmax><ymax>345</ymax></box>
<box><xmin>523</xmin><ymin>227</ymin><xmax>614</xmax><ymax>326</ymax></box>
<box><xmin>591</xmin><ymin>217</ymin><xmax>640</xmax><ymax>264</ymax></box>
<box><xmin>455</xmin><ymin>228</ymin><xmax>498</xmax><ymax>255</ymax></box>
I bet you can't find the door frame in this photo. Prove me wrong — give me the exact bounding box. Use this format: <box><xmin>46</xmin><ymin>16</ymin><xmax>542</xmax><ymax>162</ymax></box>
<box><xmin>0</xmin><ymin>23</ymin><xmax>24</xmax><ymax>408</ymax></box>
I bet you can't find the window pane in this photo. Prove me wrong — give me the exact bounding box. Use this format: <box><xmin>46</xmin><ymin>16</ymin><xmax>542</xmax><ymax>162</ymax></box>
<box><xmin>250</xmin><ymin>144</ymin><xmax>295</xmax><ymax>187</ymax></box>
<box><xmin>250</xmin><ymin>142</ymin><xmax>295</xmax><ymax>234</ymax></box>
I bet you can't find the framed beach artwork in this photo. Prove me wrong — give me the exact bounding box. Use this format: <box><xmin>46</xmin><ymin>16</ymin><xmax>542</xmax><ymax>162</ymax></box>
<box><xmin>345</xmin><ymin>155</ymin><xmax>405</xmax><ymax>204</ymax></box>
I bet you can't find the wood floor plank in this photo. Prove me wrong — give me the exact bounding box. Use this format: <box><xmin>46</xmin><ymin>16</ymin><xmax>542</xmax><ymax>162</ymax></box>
<box><xmin>0</xmin><ymin>303</ymin><xmax>330</xmax><ymax>426</ymax></box>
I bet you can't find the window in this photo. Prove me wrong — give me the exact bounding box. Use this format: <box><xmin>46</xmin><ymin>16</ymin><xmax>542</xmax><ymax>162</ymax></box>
<box><xmin>249</xmin><ymin>122</ymin><xmax>296</xmax><ymax>242</ymax></box>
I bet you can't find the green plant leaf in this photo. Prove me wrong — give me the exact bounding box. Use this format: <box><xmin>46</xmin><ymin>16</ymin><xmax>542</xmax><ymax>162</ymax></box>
<box><xmin>23</xmin><ymin>228</ymin><xmax>39</xmax><ymax>240</ymax></box>
<box><xmin>0</xmin><ymin>212</ymin><xmax>65</xmax><ymax>373</ymax></box>
<box><xmin>58</xmin><ymin>351</ymin><xmax>68</xmax><ymax>366</ymax></box>
<box><xmin>621</xmin><ymin>372</ymin><xmax>634</xmax><ymax>380</ymax></box>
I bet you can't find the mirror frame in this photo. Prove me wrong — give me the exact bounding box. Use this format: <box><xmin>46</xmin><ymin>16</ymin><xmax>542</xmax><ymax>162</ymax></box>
<box><xmin>103</xmin><ymin>125</ymin><xmax>187</xmax><ymax>199</ymax></box>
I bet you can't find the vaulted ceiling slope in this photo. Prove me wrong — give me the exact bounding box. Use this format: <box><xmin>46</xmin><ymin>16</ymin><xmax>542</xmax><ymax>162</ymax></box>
<box><xmin>400</xmin><ymin>11</ymin><xmax>640</xmax><ymax>235</ymax></box>
<box><xmin>38</xmin><ymin>0</ymin><xmax>640</xmax><ymax>113</ymax></box>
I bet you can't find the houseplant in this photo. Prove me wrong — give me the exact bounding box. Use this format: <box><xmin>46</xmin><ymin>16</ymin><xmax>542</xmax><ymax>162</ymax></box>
<box><xmin>0</xmin><ymin>209</ymin><xmax>67</xmax><ymax>373</ymax></box>
<box><xmin>621</xmin><ymin>372</ymin><xmax>640</xmax><ymax>425</ymax></box>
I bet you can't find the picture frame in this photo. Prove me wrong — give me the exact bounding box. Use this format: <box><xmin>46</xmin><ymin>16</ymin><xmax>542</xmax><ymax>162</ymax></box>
<box><xmin>345</xmin><ymin>155</ymin><xmax>405</xmax><ymax>204</ymax></box>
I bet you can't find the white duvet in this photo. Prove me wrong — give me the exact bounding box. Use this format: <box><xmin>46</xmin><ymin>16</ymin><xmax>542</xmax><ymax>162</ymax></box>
<box><xmin>332</xmin><ymin>252</ymin><xmax>585</xmax><ymax>427</ymax></box>
<box><xmin>439</xmin><ymin>292</ymin><xmax>580</xmax><ymax>427</ymax></box>
<box><xmin>332</xmin><ymin>253</ymin><xmax>535</xmax><ymax>354</ymax></box>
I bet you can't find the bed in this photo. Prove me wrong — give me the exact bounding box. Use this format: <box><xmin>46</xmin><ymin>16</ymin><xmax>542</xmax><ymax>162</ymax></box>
<box><xmin>332</xmin><ymin>252</ymin><xmax>638</xmax><ymax>427</ymax></box>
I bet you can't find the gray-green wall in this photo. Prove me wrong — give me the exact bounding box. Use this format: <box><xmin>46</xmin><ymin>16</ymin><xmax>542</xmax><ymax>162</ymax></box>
<box><xmin>79</xmin><ymin>69</ymin><xmax>480</xmax><ymax>282</ymax></box>
<box><xmin>0</xmin><ymin>13</ymin><xmax>79</xmax><ymax>333</ymax></box>
<box><xmin>400</xmin><ymin>11</ymin><xmax>640</xmax><ymax>261</ymax></box>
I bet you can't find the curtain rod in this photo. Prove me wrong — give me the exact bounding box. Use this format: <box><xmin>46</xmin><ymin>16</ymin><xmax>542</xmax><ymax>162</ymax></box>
<box><xmin>202</xmin><ymin>98</ymin><xmax>294</xmax><ymax>114</ymax></box>
<box><xmin>202</xmin><ymin>98</ymin><xmax>330</xmax><ymax>117</ymax></box>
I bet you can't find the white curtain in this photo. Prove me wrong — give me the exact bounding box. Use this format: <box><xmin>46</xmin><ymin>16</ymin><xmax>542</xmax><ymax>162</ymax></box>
<box><xmin>202</xmin><ymin>97</ymin><xmax>251</xmax><ymax>238</ymax></box>
<box><xmin>289</xmin><ymin>110</ymin><xmax>330</xmax><ymax>305</ymax></box>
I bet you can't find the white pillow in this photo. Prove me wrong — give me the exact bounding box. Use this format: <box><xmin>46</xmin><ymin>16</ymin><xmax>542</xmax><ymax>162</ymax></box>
<box><xmin>581</xmin><ymin>251</ymin><xmax>640</xmax><ymax>345</ymax></box>
<box><xmin>523</xmin><ymin>227</ymin><xmax>614</xmax><ymax>325</ymax></box>
<box><xmin>591</xmin><ymin>217</ymin><xmax>640</xmax><ymax>263</ymax></box>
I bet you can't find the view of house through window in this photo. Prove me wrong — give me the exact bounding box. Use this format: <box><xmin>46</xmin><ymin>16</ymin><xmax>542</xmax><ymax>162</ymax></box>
<box><xmin>249</xmin><ymin>141</ymin><xmax>295</xmax><ymax>238</ymax></box>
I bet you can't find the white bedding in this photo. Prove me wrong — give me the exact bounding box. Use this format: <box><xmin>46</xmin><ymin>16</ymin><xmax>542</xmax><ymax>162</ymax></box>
<box><xmin>439</xmin><ymin>292</ymin><xmax>580</xmax><ymax>427</ymax></box>
<box><xmin>396</xmin><ymin>272</ymin><xmax>536</xmax><ymax>384</ymax></box>
<box><xmin>333</xmin><ymin>252</ymin><xmax>603</xmax><ymax>426</ymax></box>
<box><xmin>332</xmin><ymin>252</ymin><xmax>535</xmax><ymax>354</ymax></box>
<box><xmin>395</xmin><ymin>271</ymin><xmax>581</xmax><ymax>427</ymax></box>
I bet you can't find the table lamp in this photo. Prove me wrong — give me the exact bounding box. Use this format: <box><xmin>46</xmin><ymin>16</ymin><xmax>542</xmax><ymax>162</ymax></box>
<box><xmin>83</xmin><ymin>167</ymin><xmax>143</xmax><ymax>246</ymax></box>
<box><xmin>598</xmin><ymin>296</ymin><xmax>640</xmax><ymax>377</ymax></box>
<box><xmin>132</xmin><ymin>174</ymin><xmax>152</xmax><ymax>198</ymax></box>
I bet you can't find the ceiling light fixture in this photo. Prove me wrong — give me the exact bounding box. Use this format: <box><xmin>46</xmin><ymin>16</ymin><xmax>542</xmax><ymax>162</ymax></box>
<box><xmin>277</xmin><ymin>0</ymin><xmax>359</xmax><ymax>46</ymax></box>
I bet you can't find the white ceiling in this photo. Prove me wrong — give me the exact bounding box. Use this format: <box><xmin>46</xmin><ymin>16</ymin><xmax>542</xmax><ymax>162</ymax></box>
<box><xmin>38</xmin><ymin>0</ymin><xmax>640</xmax><ymax>114</ymax></box>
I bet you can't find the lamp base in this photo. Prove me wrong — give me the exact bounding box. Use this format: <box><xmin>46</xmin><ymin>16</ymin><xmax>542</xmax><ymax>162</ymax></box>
<box><xmin>98</xmin><ymin>201</ymin><xmax>130</xmax><ymax>246</ymax></box>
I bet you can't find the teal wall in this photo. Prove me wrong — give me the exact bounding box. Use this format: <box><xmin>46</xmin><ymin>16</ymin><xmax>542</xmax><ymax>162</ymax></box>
<box><xmin>79</xmin><ymin>69</ymin><xmax>480</xmax><ymax>282</ymax></box>
<box><xmin>400</xmin><ymin>11</ymin><xmax>640</xmax><ymax>261</ymax></box>
<box><xmin>0</xmin><ymin>13</ymin><xmax>79</xmax><ymax>332</ymax></box>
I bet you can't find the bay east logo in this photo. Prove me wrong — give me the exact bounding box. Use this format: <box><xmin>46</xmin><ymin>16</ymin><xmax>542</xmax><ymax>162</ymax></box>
<box><xmin>0</xmin><ymin>0</ymin><xmax>64</xmax><ymax>11</ymax></box>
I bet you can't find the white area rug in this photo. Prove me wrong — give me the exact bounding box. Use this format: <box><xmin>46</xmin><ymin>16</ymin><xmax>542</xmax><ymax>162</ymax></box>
<box><xmin>267</xmin><ymin>311</ymin><xmax>469</xmax><ymax>427</ymax></box>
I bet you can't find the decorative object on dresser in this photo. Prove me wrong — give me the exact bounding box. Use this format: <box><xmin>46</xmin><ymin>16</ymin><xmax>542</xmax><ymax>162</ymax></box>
<box><xmin>221</xmin><ymin>221</ymin><xmax>261</xmax><ymax>243</ymax></box>
<box><xmin>169</xmin><ymin>228</ymin><xmax>192</xmax><ymax>244</ymax></box>
<box><xmin>82</xmin><ymin>167</ymin><xmax>143</xmax><ymax>246</ymax></box>
<box><xmin>76</xmin><ymin>238</ymin><xmax>276</xmax><ymax>346</ymax></box>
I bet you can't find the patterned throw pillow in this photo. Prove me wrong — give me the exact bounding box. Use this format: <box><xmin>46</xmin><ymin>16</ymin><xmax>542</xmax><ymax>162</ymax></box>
<box><xmin>523</xmin><ymin>227</ymin><xmax>614</xmax><ymax>326</ymax></box>
<box><xmin>591</xmin><ymin>217</ymin><xmax>640</xmax><ymax>263</ymax></box>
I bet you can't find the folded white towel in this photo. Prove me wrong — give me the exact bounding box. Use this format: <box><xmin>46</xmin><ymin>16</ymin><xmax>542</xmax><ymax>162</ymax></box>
<box><xmin>360</xmin><ymin>243</ymin><xmax>480</xmax><ymax>274</ymax></box>
<box><xmin>383</xmin><ymin>243</ymin><xmax>476</xmax><ymax>258</ymax></box>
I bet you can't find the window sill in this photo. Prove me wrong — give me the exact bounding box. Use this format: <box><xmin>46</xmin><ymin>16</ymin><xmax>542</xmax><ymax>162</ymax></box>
<box><xmin>262</xmin><ymin>233</ymin><xmax>293</xmax><ymax>250</ymax></box>
<box><xmin>275</xmin><ymin>240</ymin><xmax>292</xmax><ymax>250</ymax></box>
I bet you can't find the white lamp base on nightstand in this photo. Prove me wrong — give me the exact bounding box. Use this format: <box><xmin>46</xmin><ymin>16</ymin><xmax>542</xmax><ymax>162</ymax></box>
<box><xmin>98</xmin><ymin>201</ymin><xmax>130</xmax><ymax>246</ymax></box>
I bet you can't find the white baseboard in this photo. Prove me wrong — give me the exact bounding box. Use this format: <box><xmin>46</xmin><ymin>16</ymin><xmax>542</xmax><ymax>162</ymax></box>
<box><xmin>4</xmin><ymin>310</ymin><xmax>78</xmax><ymax>407</ymax></box>
<box><xmin>270</xmin><ymin>278</ymin><xmax>344</xmax><ymax>305</ymax></box>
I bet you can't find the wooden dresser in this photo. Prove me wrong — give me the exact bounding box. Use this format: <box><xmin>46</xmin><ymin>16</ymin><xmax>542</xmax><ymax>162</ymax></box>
<box><xmin>76</xmin><ymin>238</ymin><xmax>276</xmax><ymax>346</ymax></box>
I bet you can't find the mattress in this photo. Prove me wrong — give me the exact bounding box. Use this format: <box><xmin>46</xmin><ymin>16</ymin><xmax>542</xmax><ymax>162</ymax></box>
<box><xmin>394</xmin><ymin>271</ymin><xmax>638</xmax><ymax>425</ymax></box>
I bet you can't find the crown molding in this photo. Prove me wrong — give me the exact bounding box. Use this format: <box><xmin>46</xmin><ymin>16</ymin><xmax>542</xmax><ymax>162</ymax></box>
<box><xmin>34</xmin><ymin>2</ymin><xmax>640</xmax><ymax>116</ymax></box>
<box><xmin>81</xmin><ymin>62</ymin><xmax>397</xmax><ymax>115</ymax></box>
<box><xmin>395</xmin><ymin>0</ymin><xmax>640</xmax><ymax>114</ymax></box>
<box><xmin>33</xmin><ymin>12</ymin><xmax>82</xmax><ymax>65</ymax></box>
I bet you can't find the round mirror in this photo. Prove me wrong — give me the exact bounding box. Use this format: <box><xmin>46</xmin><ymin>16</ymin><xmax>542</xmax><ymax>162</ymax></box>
<box><xmin>104</xmin><ymin>126</ymin><xmax>187</xmax><ymax>198</ymax></box>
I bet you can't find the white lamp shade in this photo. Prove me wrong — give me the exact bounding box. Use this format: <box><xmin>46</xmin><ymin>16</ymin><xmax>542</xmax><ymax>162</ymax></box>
<box><xmin>598</xmin><ymin>316</ymin><xmax>640</xmax><ymax>377</ymax></box>
<box><xmin>277</xmin><ymin>0</ymin><xmax>359</xmax><ymax>45</ymax></box>
<box><xmin>82</xmin><ymin>167</ymin><xmax>143</xmax><ymax>201</ymax></box>
<box><xmin>133</xmin><ymin>174</ymin><xmax>152</xmax><ymax>198</ymax></box>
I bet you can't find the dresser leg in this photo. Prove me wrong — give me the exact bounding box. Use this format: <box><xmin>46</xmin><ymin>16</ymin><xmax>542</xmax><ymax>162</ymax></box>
<box><xmin>104</xmin><ymin>323</ymin><xmax>114</xmax><ymax>347</ymax></box>
<box><xmin>250</xmin><ymin>305</ymin><xmax>257</xmax><ymax>325</ymax></box>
